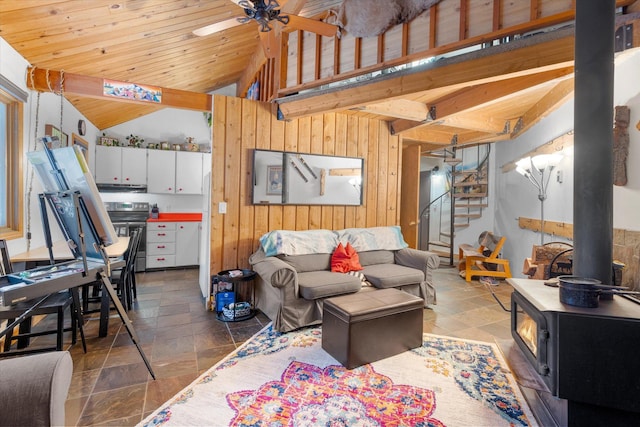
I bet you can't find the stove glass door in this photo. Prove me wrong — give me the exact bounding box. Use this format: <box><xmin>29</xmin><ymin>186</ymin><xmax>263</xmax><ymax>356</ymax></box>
<box><xmin>515</xmin><ymin>307</ymin><xmax>538</xmax><ymax>356</ymax></box>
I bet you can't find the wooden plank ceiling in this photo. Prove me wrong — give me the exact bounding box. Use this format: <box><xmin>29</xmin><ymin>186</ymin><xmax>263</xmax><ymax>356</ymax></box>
<box><xmin>1</xmin><ymin>0</ymin><xmax>639</xmax><ymax>150</ymax></box>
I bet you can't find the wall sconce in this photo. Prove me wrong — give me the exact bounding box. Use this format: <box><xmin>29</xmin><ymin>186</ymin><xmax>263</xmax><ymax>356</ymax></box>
<box><xmin>515</xmin><ymin>153</ymin><xmax>563</xmax><ymax>244</ymax></box>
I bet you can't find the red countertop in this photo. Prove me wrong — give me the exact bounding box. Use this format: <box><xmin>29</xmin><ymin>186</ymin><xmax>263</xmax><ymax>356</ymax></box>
<box><xmin>147</xmin><ymin>213</ymin><xmax>202</xmax><ymax>222</ymax></box>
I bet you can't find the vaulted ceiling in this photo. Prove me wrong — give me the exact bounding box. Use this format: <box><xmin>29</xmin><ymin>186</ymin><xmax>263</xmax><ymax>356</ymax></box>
<box><xmin>1</xmin><ymin>0</ymin><xmax>639</xmax><ymax>150</ymax></box>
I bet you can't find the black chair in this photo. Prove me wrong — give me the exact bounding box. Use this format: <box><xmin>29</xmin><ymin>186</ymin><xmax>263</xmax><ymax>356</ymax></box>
<box><xmin>125</xmin><ymin>227</ymin><xmax>143</xmax><ymax>307</ymax></box>
<box><xmin>82</xmin><ymin>228</ymin><xmax>140</xmax><ymax>312</ymax></box>
<box><xmin>0</xmin><ymin>239</ymin><xmax>86</xmax><ymax>357</ymax></box>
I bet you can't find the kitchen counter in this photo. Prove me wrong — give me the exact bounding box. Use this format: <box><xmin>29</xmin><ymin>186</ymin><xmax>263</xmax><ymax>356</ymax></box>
<box><xmin>147</xmin><ymin>213</ymin><xmax>202</xmax><ymax>222</ymax></box>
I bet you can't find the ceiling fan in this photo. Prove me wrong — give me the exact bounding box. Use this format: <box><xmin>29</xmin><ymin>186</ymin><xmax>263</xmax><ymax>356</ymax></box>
<box><xmin>193</xmin><ymin>0</ymin><xmax>338</xmax><ymax>57</ymax></box>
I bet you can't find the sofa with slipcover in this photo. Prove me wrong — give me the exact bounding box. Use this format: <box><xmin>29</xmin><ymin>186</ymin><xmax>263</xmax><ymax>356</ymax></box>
<box><xmin>248</xmin><ymin>226</ymin><xmax>440</xmax><ymax>332</ymax></box>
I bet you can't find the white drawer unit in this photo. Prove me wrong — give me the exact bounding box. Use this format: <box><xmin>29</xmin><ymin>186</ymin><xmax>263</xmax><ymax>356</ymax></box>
<box><xmin>147</xmin><ymin>230</ymin><xmax>176</xmax><ymax>243</ymax></box>
<box><xmin>148</xmin><ymin>222</ymin><xmax>176</xmax><ymax>232</ymax></box>
<box><xmin>146</xmin><ymin>220</ymin><xmax>199</xmax><ymax>269</ymax></box>
<box><xmin>146</xmin><ymin>255</ymin><xmax>176</xmax><ymax>269</ymax></box>
<box><xmin>147</xmin><ymin>242</ymin><xmax>176</xmax><ymax>256</ymax></box>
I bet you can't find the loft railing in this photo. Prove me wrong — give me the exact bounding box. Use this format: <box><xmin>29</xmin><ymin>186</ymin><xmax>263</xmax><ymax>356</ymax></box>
<box><xmin>260</xmin><ymin>0</ymin><xmax>636</xmax><ymax>100</ymax></box>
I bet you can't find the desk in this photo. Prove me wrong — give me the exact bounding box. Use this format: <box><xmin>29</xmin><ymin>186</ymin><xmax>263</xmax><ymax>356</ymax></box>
<box><xmin>1</xmin><ymin>237</ymin><xmax>154</xmax><ymax>378</ymax></box>
<box><xmin>10</xmin><ymin>237</ymin><xmax>129</xmax><ymax>264</ymax></box>
<box><xmin>8</xmin><ymin>237</ymin><xmax>130</xmax><ymax>338</ymax></box>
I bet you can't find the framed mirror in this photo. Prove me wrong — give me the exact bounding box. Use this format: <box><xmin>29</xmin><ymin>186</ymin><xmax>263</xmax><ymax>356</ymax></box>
<box><xmin>253</xmin><ymin>149</ymin><xmax>364</xmax><ymax>205</ymax></box>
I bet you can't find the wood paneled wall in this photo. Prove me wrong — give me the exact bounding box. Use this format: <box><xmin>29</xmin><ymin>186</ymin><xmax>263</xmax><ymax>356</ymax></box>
<box><xmin>209</xmin><ymin>95</ymin><xmax>402</xmax><ymax>275</ymax></box>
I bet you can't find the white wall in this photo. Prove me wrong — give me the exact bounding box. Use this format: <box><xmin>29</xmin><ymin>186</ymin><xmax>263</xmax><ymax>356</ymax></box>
<box><xmin>1</xmin><ymin>36</ymin><xmax>214</xmax><ymax>256</ymax></box>
<box><xmin>2</xmin><ymin>37</ymin><xmax>103</xmax><ymax>255</ymax></box>
<box><xmin>491</xmin><ymin>48</ymin><xmax>640</xmax><ymax>277</ymax></box>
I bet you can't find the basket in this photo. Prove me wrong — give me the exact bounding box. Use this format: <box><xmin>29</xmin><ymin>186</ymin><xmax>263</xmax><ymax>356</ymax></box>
<box><xmin>222</xmin><ymin>301</ymin><xmax>251</xmax><ymax>319</ymax></box>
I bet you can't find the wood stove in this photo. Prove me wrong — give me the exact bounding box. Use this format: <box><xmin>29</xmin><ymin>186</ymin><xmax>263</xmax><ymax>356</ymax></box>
<box><xmin>508</xmin><ymin>278</ymin><xmax>640</xmax><ymax>426</ymax></box>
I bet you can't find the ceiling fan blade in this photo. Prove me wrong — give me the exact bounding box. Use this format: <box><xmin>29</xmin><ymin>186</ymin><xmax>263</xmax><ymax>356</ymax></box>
<box><xmin>260</xmin><ymin>29</ymin><xmax>278</xmax><ymax>58</ymax></box>
<box><xmin>284</xmin><ymin>15</ymin><xmax>338</xmax><ymax>37</ymax></box>
<box><xmin>193</xmin><ymin>16</ymin><xmax>244</xmax><ymax>37</ymax></box>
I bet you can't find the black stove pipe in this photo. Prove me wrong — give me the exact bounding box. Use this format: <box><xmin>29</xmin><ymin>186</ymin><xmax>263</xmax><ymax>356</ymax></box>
<box><xmin>573</xmin><ymin>0</ymin><xmax>615</xmax><ymax>285</ymax></box>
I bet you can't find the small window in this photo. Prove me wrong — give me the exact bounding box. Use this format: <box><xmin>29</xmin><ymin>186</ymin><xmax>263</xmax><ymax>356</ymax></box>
<box><xmin>0</xmin><ymin>84</ymin><xmax>24</xmax><ymax>240</ymax></box>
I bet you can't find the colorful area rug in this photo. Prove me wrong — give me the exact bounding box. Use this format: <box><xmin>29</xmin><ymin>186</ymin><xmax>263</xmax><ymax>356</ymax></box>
<box><xmin>140</xmin><ymin>324</ymin><xmax>538</xmax><ymax>426</ymax></box>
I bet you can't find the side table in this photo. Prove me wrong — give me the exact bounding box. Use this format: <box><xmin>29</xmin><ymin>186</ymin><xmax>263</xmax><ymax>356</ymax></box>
<box><xmin>213</xmin><ymin>269</ymin><xmax>256</xmax><ymax>322</ymax></box>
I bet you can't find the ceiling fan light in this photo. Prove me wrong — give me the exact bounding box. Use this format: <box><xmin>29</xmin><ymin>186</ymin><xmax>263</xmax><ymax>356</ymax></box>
<box><xmin>258</xmin><ymin>20</ymin><xmax>273</xmax><ymax>32</ymax></box>
<box><xmin>275</xmin><ymin>14</ymin><xmax>289</xmax><ymax>25</ymax></box>
<box><xmin>238</xmin><ymin>0</ymin><xmax>255</xmax><ymax>11</ymax></box>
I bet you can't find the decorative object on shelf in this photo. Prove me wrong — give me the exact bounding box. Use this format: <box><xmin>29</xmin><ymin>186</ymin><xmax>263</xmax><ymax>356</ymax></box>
<box><xmin>77</xmin><ymin>119</ymin><xmax>86</xmax><ymax>136</ymax></box>
<box><xmin>126</xmin><ymin>134</ymin><xmax>145</xmax><ymax>148</ymax></box>
<box><xmin>147</xmin><ymin>143</ymin><xmax>158</xmax><ymax>149</ymax></box>
<box><xmin>99</xmin><ymin>133</ymin><xmax>119</xmax><ymax>146</ymax></box>
<box><xmin>161</xmin><ymin>141</ymin><xmax>170</xmax><ymax>150</ymax></box>
<box><xmin>185</xmin><ymin>137</ymin><xmax>199</xmax><ymax>152</ymax></box>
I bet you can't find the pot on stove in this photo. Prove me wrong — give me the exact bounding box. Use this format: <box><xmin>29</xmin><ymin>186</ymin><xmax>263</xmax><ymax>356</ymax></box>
<box><xmin>558</xmin><ymin>276</ymin><xmax>603</xmax><ymax>308</ymax></box>
<box><xmin>558</xmin><ymin>275</ymin><xmax>640</xmax><ymax>308</ymax></box>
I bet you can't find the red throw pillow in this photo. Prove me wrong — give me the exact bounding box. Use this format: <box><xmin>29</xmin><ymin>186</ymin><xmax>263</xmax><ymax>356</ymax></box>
<box><xmin>331</xmin><ymin>242</ymin><xmax>363</xmax><ymax>273</ymax></box>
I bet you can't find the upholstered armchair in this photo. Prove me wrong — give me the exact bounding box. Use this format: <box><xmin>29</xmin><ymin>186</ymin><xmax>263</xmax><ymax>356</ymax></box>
<box><xmin>0</xmin><ymin>351</ymin><xmax>73</xmax><ymax>426</ymax></box>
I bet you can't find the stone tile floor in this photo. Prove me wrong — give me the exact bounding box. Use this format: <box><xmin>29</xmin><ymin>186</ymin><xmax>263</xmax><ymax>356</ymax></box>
<box><xmin>7</xmin><ymin>265</ymin><xmax>515</xmax><ymax>426</ymax></box>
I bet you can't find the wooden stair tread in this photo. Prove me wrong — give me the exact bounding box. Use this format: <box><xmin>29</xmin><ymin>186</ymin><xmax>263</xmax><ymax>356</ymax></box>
<box><xmin>428</xmin><ymin>240</ymin><xmax>451</xmax><ymax>248</ymax></box>
<box><xmin>453</xmin><ymin>193</ymin><xmax>487</xmax><ymax>198</ymax></box>
<box><xmin>430</xmin><ymin>249</ymin><xmax>453</xmax><ymax>258</ymax></box>
<box><xmin>454</xmin><ymin>223</ymin><xmax>470</xmax><ymax>229</ymax></box>
<box><xmin>454</xmin><ymin>213</ymin><xmax>482</xmax><ymax>219</ymax></box>
<box><xmin>453</xmin><ymin>181</ymin><xmax>488</xmax><ymax>187</ymax></box>
<box><xmin>454</xmin><ymin>203</ymin><xmax>489</xmax><ymax>208</ymax></box>
<box><xmin>454</xmin><ymin>169</ymin><xmax>478</xmax><ymax>175</ymax></box>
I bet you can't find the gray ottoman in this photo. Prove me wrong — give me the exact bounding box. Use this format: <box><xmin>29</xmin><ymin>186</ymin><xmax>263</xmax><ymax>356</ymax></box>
<box><xmin>322</xmin><ymin>288</ymin><xmax>423</xmax><ymax>369</ymax></box>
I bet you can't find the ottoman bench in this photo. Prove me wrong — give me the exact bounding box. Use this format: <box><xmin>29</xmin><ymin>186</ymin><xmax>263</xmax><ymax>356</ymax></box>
<box><xmin>322</xmin><ymin>288</ymin><xmax>423</xmax><ymax>369</ymax></box>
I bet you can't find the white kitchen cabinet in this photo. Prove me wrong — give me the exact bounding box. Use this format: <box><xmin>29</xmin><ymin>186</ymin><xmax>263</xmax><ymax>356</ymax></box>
<box><xmin>175</xmin><ymin>221</ymin><xmax>200</xmax><ymax>266</ymax></box>
<box><xmin>94</xmin><ymin>145</ymin><xmax>147</xmax><ymax>185</ymax></box>
<box><xmin>147</xmin><ymin>150</ymin><xmax>203</xmax><ymax>195</ymax></box>
<box><xmin>147</xmin><ymin>150</ymin><xmax>177</xmax><ymax>194</ymax></box>
<box><xmin>146</xmin><ymin>221</ymin><xmax>199</xmax><ymax>268</ymax></box>
<box><xmin>176</xmin><ymin>152</ymin><xmax>203</xmax><ymax>194</ymax></box>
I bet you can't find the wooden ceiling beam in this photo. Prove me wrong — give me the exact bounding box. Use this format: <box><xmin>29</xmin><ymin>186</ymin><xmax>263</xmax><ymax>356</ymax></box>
<box><xmin>354</xmin><ymin>99</ymin><xmax>430</xmax><ymax>121</ymax></box>
<box><xmin>26</xmin><ymin>67</ymin><xmax>212</xmax><ymax>112</ymax></box>
<box><xmin>389</xmin><ymin>118</ymin><xmax>428</xmax><ymax>134</ymax></box>
<box><xmin>397</xmin><ymin>126</ymin><xmax>460</xmax><ymax>145</ymax></box>
<box><xmin>429</xmin><ymin>68</ymin><xmax>574</xmax><ymax>118</ymax></box>
<box><xmin>511</xmin><ymin>78</ymin><xmax>575</xmax><ymax>138</ymax></box>
<box><xmin>277</xmin><ymin>32</ymin><xmax>576</xmax><ymax>120</ymax></box>
<box><xmin>437</xmin><ymin>115</ymin><xmax>509</xmax><ymax>133</ymax></box>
